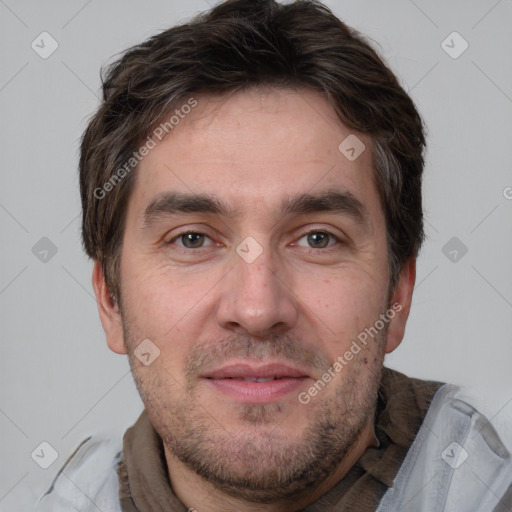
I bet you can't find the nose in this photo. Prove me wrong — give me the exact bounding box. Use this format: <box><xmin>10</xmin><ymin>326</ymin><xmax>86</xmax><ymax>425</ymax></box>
<box><xmin>216</xmin><ymin>245</ymin><xmax>298</xmax><ymax>338</ymax></box>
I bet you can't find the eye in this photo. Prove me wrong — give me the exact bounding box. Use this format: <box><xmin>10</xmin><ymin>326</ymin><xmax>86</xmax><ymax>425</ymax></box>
<box><xmin>296</xmin><ymin>230</ymin><xmax>339</xmax><ymax>249</ymax></box>
<box><xmin>170</xmin><ymin>232</ymin><xmax>214</xmax><ymax>249</ymax></box>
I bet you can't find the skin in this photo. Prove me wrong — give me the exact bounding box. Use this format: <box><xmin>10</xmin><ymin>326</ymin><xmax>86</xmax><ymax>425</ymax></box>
<box><xmin>92</xmin><ymin>86</ymin><xmax>416</xmax><ymax>512</ymax></box>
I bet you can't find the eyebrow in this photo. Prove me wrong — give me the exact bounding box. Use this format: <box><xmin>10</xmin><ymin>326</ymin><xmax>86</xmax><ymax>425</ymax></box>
<box><xmin>141</xmin><ymin>189</ymin><xmax>369</xmax><ymax>229</ymax></box>
<box><xmin>281</xmin><ymin>189</ymin><xmax>368</xmax><ymax>226</ymax></box>
<box><xmin>142</xmin><ymin>192</ymin><xmax>239</xmax><ymax>229</ymax></box>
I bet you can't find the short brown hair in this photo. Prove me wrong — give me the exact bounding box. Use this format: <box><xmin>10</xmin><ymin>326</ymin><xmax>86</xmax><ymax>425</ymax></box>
<box><xmin>80</xmin><ymin>0</ymin><xmax>426</xmax><ymax>303</ymax></box>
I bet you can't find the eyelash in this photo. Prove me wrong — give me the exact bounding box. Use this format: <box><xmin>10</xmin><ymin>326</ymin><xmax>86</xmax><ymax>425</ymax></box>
<box><xmin>166</xmin><ymin>229</ymin><xmax>343</xmax><ymax>252</ymax></box>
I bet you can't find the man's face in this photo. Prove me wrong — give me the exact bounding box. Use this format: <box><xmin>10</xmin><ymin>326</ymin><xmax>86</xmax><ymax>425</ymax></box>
<box><xmin>96</xmin><ymin>87</ymin><xmax>412</xmax><ymax>502</ymax></box>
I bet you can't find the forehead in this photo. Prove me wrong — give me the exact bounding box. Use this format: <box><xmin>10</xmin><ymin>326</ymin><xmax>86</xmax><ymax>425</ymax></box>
<box><xmin>128</xmin><ymin>86</ymin><xmax>382</xmax><ymax>224</ymax></box>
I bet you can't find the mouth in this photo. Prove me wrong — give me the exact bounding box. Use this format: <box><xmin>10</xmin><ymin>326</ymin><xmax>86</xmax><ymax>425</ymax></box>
<box><xmin>201</xmin><ymin>362</ymin><xmax>311</xmax><ymax>403</ymax></box>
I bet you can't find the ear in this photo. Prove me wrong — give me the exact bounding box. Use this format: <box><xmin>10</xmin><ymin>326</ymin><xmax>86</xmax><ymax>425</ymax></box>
<box><xmin>91</xmin><ymin>260</ymin><xmax>126</xmax><ymax>354</ymax></box>
<box><xmin>385</xmin><ymin>258</ymin><xmax>416</xmax><ymax>354</ymax></box>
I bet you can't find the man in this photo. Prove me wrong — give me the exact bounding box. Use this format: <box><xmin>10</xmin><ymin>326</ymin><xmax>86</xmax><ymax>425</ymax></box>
<box><xmin>35</xmin><ymin>0</ymin><xmax>512</xmax><ymax>511</ymax></box>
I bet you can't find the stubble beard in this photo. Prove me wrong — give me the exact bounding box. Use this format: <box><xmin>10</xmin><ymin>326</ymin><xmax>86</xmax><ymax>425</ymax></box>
<box><xmin>122</xmin><ymin>311</ymin><xmax>386</xmax><ymax>503</ymax></box>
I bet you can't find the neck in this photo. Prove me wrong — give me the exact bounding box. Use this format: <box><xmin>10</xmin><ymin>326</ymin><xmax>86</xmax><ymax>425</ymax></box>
<box><xmin>164</xmin><ymin>416</ymin><xmax>378</xmax><ymax>512</ymax></box>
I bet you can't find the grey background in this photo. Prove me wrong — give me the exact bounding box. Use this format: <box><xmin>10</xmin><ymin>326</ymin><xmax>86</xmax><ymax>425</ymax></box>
<box><xmin>1</xmin><ymin>0</ymin><xmax>511</xmax><ymax>510</ymax></box>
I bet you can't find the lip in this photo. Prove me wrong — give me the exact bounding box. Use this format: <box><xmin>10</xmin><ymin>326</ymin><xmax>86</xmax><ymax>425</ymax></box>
<box><xmin>202</xmin><ymin>362</ymin><xmax>309</xmax><ymax>380</ymax></box>
<box><xmin>201</xmin><ymin>362</ymin><xmax>311</xmax><ymax>404</ymax></box>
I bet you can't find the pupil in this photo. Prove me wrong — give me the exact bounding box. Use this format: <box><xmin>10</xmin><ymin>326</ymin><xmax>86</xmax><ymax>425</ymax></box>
<box><xmin>308</xmin><ymin>232</ymin><xmax>328</xmax><ymax>248</ymax></box>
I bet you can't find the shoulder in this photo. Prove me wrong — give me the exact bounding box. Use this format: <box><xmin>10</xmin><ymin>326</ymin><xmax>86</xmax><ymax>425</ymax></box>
<box><xmin>34</xmin><ymin>434</ymin><xmax>123</xmax><ymax>512</ymax></box>
<box><xmin>378</xmin><ymin>383</ymin><xmax>512</xmax><ymax>511</ymax></box>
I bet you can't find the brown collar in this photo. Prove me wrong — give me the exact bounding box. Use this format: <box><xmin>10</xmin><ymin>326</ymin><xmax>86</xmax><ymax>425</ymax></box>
<box><xmin>117</xmin><ymin>367</ymin><xmax>444</xmax><ymax>512</ymax></box>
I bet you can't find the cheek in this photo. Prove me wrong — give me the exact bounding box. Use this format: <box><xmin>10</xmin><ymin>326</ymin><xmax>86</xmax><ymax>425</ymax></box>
<box><xmin>120</xmin><ymin>259</ymin><xmax>220</xmax><ymax>370</ymax></box>
<box><xmin>119</xmin><ymin>265</ymin><xmax>179</xmax><ymax>352</ymax></box>
<box><xmin>121</xmin><ymin>255</ymin><xmax>185</xmax><ymax>326</ymax></box>
<box><xmin>296</xmin><ymin>270</ymin><xmax>388</xmax><ymax>349</ymax></box>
